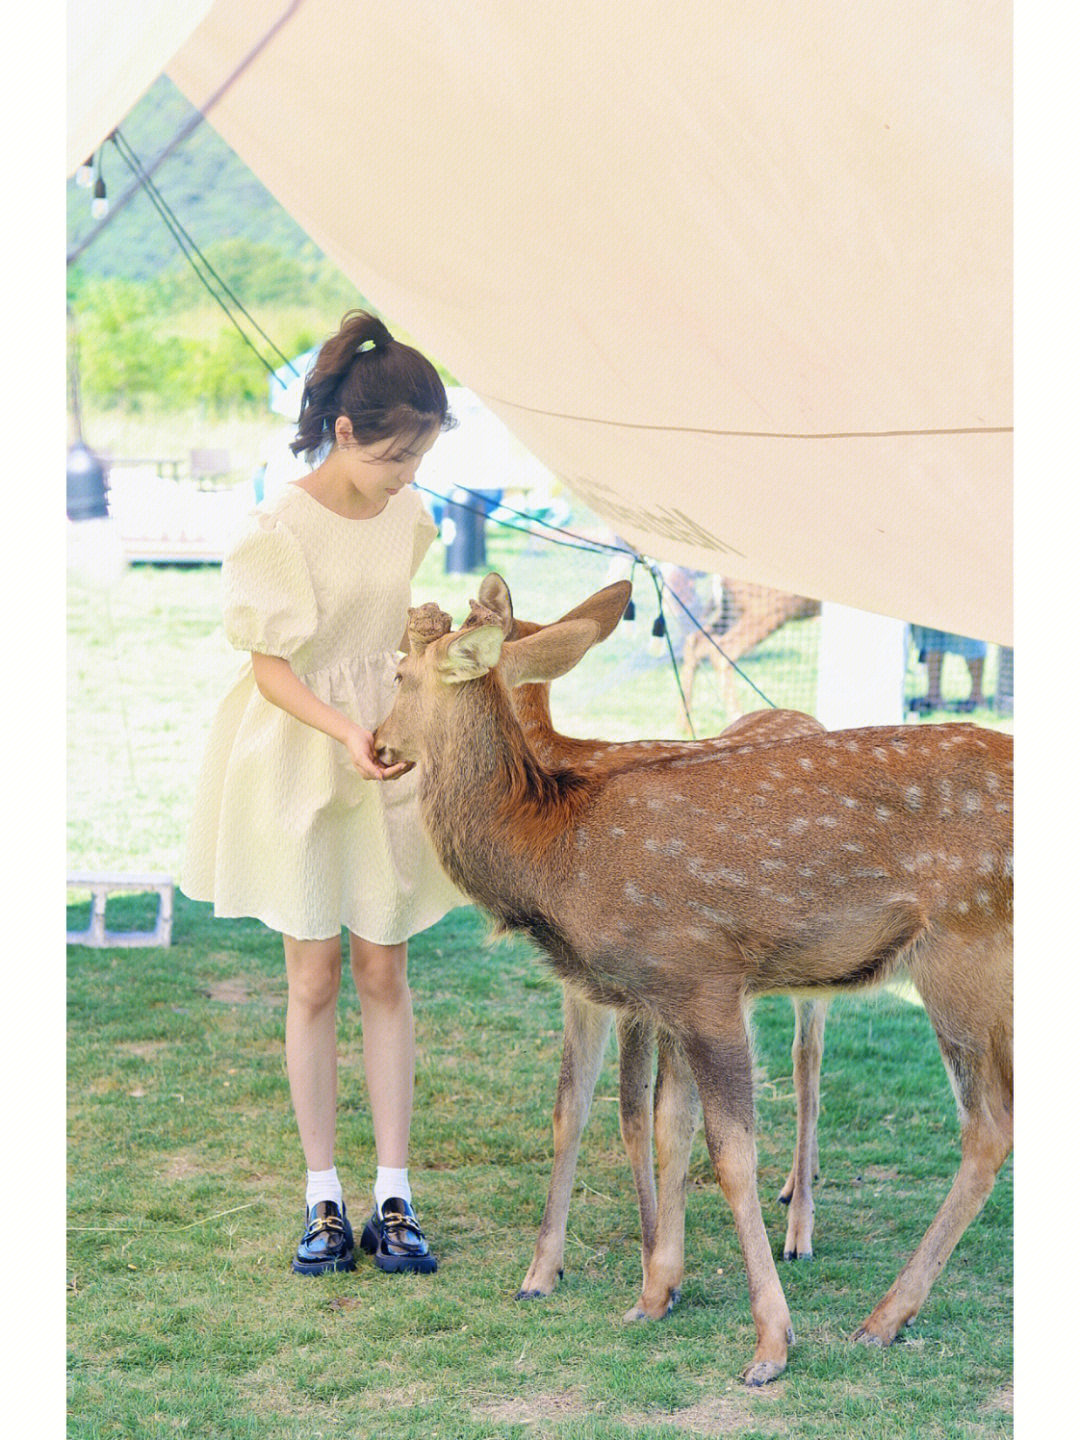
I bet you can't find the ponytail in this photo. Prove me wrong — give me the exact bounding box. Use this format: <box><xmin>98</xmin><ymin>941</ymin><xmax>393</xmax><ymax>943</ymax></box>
<box><xmin>291</xmin><ymin>310</ymin><xmax>453</xmax><ymax>459</ymax></box>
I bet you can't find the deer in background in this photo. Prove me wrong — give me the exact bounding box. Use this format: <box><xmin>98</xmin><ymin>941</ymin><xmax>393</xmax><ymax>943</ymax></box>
<box><xmin>374</xmin><ymin>595</ymin><xmax>1012</xmax><ymax>1386</ymax></box>
<box><xmin>473</xmin><ymin>574</ymin><xmax>827</xmax><ymax>1320</ymax></box>
<box><xmin>681</xmin><ymin>578</ymin><xmax>820</xmax><ymax>724</ymax></box>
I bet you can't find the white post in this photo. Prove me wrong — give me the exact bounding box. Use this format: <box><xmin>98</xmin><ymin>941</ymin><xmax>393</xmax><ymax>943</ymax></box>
<box><xmin>815</xmin><ymin>602</ymin><xmax>908</xmax><ymax>729</ymax></box>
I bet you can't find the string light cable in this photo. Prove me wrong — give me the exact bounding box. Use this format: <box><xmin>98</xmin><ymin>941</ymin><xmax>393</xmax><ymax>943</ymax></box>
<box><xmin>415</xmin><ymin>480</ymin><xmax>779</xmax><ymax>717</ymax></box>
<box><xmin>107</xmin><ymin>129</ymin><xmax>300</xmax><ymax>388</ymax></box>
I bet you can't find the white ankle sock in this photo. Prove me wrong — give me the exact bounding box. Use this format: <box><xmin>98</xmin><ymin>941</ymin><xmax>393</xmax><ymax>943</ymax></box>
<box><xmin>374</xmin><ymin>1167</ymin><xmax>411</xmax><ymax>1214</ymax></box>
<box><xmin>305</xmin><ymin>1166</ymin><xmax>343</xmax><ymax>1211</ymax></box>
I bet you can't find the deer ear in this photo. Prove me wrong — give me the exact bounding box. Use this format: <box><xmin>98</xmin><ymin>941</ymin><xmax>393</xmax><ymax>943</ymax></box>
<box><xmin>501</xmin><ymin>619</ymin><xmax>601</xmax><ymax>687</ymax></box>
<box><xmin>553</xmin><ymin>581</ymin><xmax>633</xmax><ymax>643</ymax></box>
<box><xmin>476</xmin><ymin>573</ymin><xmax>513</xmax><ymax>633</ymax></box>
<box><xmin>437</xmin><ymin>624</ymin><xmax>505</xmax><ymax>683</ymax></box>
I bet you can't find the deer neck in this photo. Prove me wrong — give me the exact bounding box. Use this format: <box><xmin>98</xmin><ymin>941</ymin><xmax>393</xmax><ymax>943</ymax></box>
<box><xmin>417</xmin><ymin>674</ymin><xmax>588</xmax><ymax>919</ymax></box>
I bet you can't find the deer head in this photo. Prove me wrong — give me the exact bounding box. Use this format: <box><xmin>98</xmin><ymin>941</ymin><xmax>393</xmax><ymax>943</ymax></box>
<box><xmin>375</xmin><ymin>607</ymin><xmax>601</xmax><ymax>766</ymax></box>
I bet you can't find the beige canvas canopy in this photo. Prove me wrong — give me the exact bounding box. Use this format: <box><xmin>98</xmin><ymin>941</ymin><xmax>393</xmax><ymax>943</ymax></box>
<box><xmin>68</xmin><ymin>0</ymin><xmax>1012</xmax><ymax>643</ymax></box>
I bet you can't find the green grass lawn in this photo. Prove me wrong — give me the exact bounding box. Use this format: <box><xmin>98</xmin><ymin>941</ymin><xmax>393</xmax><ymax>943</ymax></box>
<box><xmin>67</xmin><ymin>517</ymin><xmax>1013</xmax><ymax>1437</ymax></box>
<box><xmin>67</xmin><ymin>896</ymin><xmax>1012</xmax><ymax>1439</ymax></box>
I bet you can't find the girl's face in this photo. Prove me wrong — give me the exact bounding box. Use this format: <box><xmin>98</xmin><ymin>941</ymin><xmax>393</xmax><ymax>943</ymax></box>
<box><xmin>335</xmin><ymin>418</ymin><xmax>440</xmax><ymax>506</ymax></box>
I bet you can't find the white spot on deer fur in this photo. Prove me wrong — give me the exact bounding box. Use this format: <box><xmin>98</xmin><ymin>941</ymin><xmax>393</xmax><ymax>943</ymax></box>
<box><xmin>761</xmin><ymin>858</ymin><xmax>786</xmax><ymax>872</ymax></box>
<box><xmin>790</xmin><ymin>817</ymin><xmax>809</xmax><ymax>834</ymax></box>
<box><xmin>797</xmin><ymin>864</ymin><xmax>816</xmax><ymax>878</ymax></box>
<box><xmin>962</xmin><ymin>791</ymin><xmax>982</xmax><ymax>814</ymax></box>
<box><xmin>956</xmin><ymin>900</ymin><xmax>970</xmax><ymax>915</ymax></box>
<box><xmin>816</xmin><ymin>815</ymin><xmax>838</xmax><ymax>828</ymax></box>
<box><xmin>841</xmin><ymin>841</ymin><xmax>864</xmax><ymax>854</ymax></box>
<box><xmin>769</xmin><ymin>768</ymin><xmax>787</xmax><ymax>781</ymax></box>
<box><xmin>799</xmin><ymin>756</ymin><xmax>813</xmax><ymax>770</ymax></box>
<box><xmin>853</xmin><ymin>866</ymin><xmax>891</xmax><ymax>880</ymax></box>
<box><xmin>718</xmin><ymin>867</ymin><xmax>748</xmax><ymax>886</ymax></box>
<box><xmin>840</xmin><ymin>795</ymin><xmax>858</xmax><ymax>808</ymax></box>
<box><xmin>610</xmin><ymin>826</ymin><xmax>626</xmax><ymax>838</ymax></box>
<box><xmin>975</xmin><ymin>889</ymin><xmax>991</xmax><ymax>908</ymax></box>
<box><xmin>873</xmin><ymin>747</ymin><xmax>889</xmax><ymax>761</ymax></box>
<box><xmin>625</xmin><ymin>882</ymin><xmax>646</xmax><ymax>905</ymax></box>
<box><xmin>904</xmin><ymin>786</ymin><xmax>923</xmax><ymax>811</ymax></box>
<box><xmin>875</xmin><ymin>806</ymin><xmax>893</xmax><ymax>822</ymax></box>
<box><xmin>977</xmin><ymin>852</ymin><xmax>996</xmax><ymax>874</ymax></box>
<box><xmin>688</xmin><ymin>900</ymin><xmax>736</xmax><ymax>927</ymax></box>
<box><xmin>985</xmin><ymin>772</ymin><xmax>1001</xmax><ymax>791</ymax></box>
<box><xmin>757</xmin><ymin>780</ymin><xmax>775</xmax><ymax>792</ymax></box>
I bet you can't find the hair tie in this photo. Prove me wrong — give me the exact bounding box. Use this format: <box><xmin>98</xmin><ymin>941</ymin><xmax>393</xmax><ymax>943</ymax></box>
<box><xmin>357</xmin><ymin>338</ymin><xmax>379</xmax><ymax>354</ymax></box>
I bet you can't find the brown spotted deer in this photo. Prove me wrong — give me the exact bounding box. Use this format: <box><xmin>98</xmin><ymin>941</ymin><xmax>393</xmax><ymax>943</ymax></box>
<box><xmin>681</xmin><ymin>579</ymin><xmax>820</xmax><ymax>723</ymax></box>
<box><xmin>374</xmin><ymin>598</ymin><xmax>1012</xmax><ymax>1386</ymax></box>
<box><xmin>473</xmin><ymin>574</ymin><xmax>827</xmax><ymax>1318</ymax></box>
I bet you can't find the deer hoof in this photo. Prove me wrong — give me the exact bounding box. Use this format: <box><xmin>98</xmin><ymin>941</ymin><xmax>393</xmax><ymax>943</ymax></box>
<box><xmin>623</xmin><ymin>1289</ymin><xmax>679</xmax><ymax>1323</ymax></box>
<box><xmin>783</xmin><ymin>1248</ymin><xmax>813</xmax><ymax>1261</ymax></box>
<box><xmin>851</xmin><ymin>1324</ymin><xmax>887</xmax><ymax>1348</ymax></box>
<box><xmin>740</xmin><ymin>1357</ymin><xmax>787</xmax><ymax>1387</ymax></box>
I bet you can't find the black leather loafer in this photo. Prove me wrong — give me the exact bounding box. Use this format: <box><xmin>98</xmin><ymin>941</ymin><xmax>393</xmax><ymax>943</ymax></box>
<box><xmin>360</xmin><ymin>1197</ymin><xmax>437</xmax><ymax>1273</ymax></box>
<box><xmin>291</xmin><ymin>1200</ymin><xmax>356</xmax><ymax>1275</ymax></box>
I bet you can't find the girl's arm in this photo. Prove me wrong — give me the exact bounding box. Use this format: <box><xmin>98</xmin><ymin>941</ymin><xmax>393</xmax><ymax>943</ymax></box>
<box><xmin>250</xmin><ymin>652</ymin><xmax>408</xmax><ymax>781</ymax></box>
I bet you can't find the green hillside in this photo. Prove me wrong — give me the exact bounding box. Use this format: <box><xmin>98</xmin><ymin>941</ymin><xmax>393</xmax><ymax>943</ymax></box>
<box><xmin>67</xmin><ymin>74</ymin><xmax>333</xmax><ymax>284</ymax></box>
<box><xmin>66</xmin><ymin>76</ymin><xmax>386</xmax><ymax>412</ymax></box>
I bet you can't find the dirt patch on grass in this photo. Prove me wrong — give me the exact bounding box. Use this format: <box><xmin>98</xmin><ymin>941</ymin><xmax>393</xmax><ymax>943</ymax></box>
<box><xmin>162</xmin><ymin>1151</ymin><xmax>202</xmax><ymax>1181</ymax></box>
<box><xmin>982</xmin><ymin>1384</ymin><xmax>1013</xmax><ymax>1414</ymax></box>
<box><xmin>475</xmin><ymin>1390</ymin><xmax>594</xmax><ymax>1424</ymax></box>
<box><xmin>203</xmin><ymin>978</ymin><xmax>253</xmax><ymax>1005</ymax></box>
<box><xmin>120</xmin><ymin>1040</ymin><xmax>169</xmax><ymax>1059</ymax></box>
<box><xmin>474</xmin><ymin>1387</ymin><xmax>784</xmax><ymax>1435</ymax></box>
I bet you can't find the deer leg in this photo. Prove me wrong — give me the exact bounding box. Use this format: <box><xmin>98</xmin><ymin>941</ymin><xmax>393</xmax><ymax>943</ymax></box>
<box><xmin>517</xmin><ymin>989</ymin><xmax>613</xmax><ymax>1299</ymax></box>
<box><xmin>684</xmin><ymin>1020</ymin><xmax>794</xmax><ymax>1386</ymax></box>
<box><xmin>626</xmin><ymin>1026</ymin><xmax>701</xmax><ymax>1321</ymax></box>
<box><xmin>779</xmin><ymin>997</ymin><xmax>827</xmax><ymax>1260</ymax></box>
<box><xmin>614</xmin><ymin>1012</ymin><xmax>658</xmax><ymax>1285</ymax></box>
<box><xmin>854</xmin><ymin>932</ymin><xmax>1012</xmax><ymax>1344</ymax></box>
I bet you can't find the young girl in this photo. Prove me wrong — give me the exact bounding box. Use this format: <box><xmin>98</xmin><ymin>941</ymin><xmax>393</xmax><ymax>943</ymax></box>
<box><xmin>182</xmin><ymin>311</ymin><xmax>466</xmax><ymax>1276</ymax></box>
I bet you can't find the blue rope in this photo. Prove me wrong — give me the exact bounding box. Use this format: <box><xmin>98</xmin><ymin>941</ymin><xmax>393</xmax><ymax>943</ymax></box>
<box><xmin>417</xmin><ymin>481</ymin><xmax>778</xmax><ymax>714</ymax></box>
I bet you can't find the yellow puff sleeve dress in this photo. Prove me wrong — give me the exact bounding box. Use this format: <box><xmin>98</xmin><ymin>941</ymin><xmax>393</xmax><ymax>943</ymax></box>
<box><xmin>181</xmin><ymin>484</ymin><xmax>466</xmax><ymax>943</ymax></box>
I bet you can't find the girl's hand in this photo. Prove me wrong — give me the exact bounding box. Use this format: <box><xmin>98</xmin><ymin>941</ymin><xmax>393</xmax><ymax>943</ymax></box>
<box><xmin>343</xmin><ymin>723</ymin><xmax>410</xmax><ymax>781</ymax></box>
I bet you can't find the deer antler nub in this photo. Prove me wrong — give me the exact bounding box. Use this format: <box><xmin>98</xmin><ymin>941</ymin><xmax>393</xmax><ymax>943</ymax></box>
<box><xmin>407</xmin><ymin>603</ymin><xmax>453</xmax><ymax>652</ymax></box>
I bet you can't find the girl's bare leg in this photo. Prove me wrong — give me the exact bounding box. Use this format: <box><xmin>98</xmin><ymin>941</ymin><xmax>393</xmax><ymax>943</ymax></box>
<box><xmin>283</xmin><ymin>934</ymin><xmax>344</xmax><ymax>1170</ymax></box>
<box><xmin>349</xmin><ymin>935</ymin><xmax>414</xmax><ymax>1168</ymax></box>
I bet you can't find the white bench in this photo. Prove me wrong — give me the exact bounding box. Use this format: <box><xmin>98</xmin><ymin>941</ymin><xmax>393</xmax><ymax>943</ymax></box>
<box><xmin>67</xmin><ymin>874</ymin><xmax>174</xmax><ymax>948</ymax></box>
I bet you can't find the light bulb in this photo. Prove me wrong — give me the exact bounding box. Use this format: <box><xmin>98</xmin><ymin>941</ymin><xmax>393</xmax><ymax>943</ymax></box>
<box><xmin>75</xmin><ymin>158</ymin><xmax>94</xmax><ymax>188</ymax></box>
<box><xmin>91</xmin><ymin>175</ymin><xmax>108</xmax><ymax>219</ymax></box>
